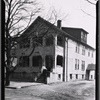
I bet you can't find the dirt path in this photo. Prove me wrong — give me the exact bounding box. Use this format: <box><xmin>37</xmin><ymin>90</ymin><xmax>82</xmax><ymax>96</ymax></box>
<box><xmin>5</xmin><ymin>80</ymin><xmax>95</xmax><ymax>100</ymax></box>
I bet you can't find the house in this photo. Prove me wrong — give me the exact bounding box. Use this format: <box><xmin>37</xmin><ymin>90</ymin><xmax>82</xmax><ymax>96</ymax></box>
<box><xmin>10</xmin><ymin>16</ymin><xmax>95</xmax><ymax>83</ymax></box>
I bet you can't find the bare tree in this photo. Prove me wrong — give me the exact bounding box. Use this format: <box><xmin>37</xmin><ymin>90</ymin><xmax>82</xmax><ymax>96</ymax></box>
<box><xmin>5</xmin><ymin>0</ymin><xmax>68</xmax><ymax>86</ymax></box>
<box><xmin>80</xmin><ymin>0</ymin><xmax>98</xmax><ymax>18</ymax></box>
<box><xmin>5</xmin><ymin>0</ymin><xmax>42</xmax><ymax>86</ymax></box>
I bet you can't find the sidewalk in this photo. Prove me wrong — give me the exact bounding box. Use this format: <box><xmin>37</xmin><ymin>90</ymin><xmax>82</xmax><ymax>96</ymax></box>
<box><xmin>5</xmin><ymin>81</ymin><xmax>42</xmax><ymax>89</ymax></box>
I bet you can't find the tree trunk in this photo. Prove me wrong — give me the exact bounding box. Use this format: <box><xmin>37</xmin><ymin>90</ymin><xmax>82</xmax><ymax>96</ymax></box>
<box><xmin>5</xmin><ymin>67</ymin><xmax>10</xmax><ymax>86</ymax></box>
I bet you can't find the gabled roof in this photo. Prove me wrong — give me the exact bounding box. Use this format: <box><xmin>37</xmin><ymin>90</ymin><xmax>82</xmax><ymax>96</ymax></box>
<box><xmin>19</xmin><ymin>16</ymin><xmax>95</xmax><ymax>50</ymax></box>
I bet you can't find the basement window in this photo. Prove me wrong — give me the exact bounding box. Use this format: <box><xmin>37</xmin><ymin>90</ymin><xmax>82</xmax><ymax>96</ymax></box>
<box><xmin>91</xmin><ymin>75</ymin><xmax>93</xmax><ymax>79</ymax></box>
<box><xmin>82</xmin><ymin>74</ymin><xmax>84</xmax><ymax>79</ymax></box>
<box><xmin>70</xmin><ymin>74</ymin><xmax>72</xmax><ymax>79</ymax></box>
<box><xmin>76</xmin><ymin>74</ymin><xmax>78</xmax><ymax>79</ymax></box>
<box><xmin>58</xmin><ymin>74</ymin><xmax>61</xmax><ymax>80</ymax></box>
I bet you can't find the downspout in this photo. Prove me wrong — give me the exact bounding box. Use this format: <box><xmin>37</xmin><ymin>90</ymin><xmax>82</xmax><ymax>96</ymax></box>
<box><xmin>63</xmin><ymin>37</ymin><xmax>69</xmax><ymax>82</ymax></box>
<box><xmin>66</xmin><ymin>38</ymin><xmax>69</xmax><ymax>82</ymax></box>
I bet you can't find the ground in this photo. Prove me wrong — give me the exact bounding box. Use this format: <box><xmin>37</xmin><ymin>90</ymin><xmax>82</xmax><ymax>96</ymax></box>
<box><xmin>5</xmin><ymin>80</ymin><xmax>95</xmax><ymax>100</ymax></box>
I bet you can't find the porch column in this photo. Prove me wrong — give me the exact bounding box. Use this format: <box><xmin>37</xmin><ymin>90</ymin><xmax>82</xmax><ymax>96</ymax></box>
<box><xmin>54</xmin><ymin>35</ymin><xmax>57</xmax><ymax>69</ymax></box>
<box><xmin>42</xmin><ymin>56</ymin><xmax>46</xmax><ymax>66</ymax></box>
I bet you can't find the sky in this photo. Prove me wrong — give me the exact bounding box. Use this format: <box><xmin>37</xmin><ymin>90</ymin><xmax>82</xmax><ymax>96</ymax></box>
<box><xmin>37</xmin><ymin>0</ymin><xmax>97</xmax><ymax>48</ymax></box>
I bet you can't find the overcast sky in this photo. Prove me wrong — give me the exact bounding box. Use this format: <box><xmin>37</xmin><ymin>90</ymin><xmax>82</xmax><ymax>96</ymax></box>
<box><xmin>38</xmin><ymin>0</ymin><xmax>97</xmax><ymax>48</ymax></box>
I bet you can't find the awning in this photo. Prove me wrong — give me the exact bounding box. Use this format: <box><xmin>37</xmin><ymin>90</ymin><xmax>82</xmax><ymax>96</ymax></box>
<box><xmin>86</xmin><ymin>64</ymin><xmax>95</xmax><ymax>71</ymax></box>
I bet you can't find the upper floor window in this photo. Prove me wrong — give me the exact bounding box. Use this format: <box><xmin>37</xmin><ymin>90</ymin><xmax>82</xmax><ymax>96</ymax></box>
<box><xmin>88</xmin><ymin>51</ymin><xmax>90</xmax><ymax>57</ymax></box>
<box><xmin>81</xmin><ymin>60</ymin><xmax>85</xmax><ymax>71</ymax></box>
<box><xmin>45</xmin><ymin>35</ymin><xmax>53</xmax><ymax>46</ymax></box>
<box><xmin>75</xmin><ymin>59</ymin><xmax>79</xmax><ymax>70</ymax></box>
<box><xmin>91</xmin><ymin>52</ymin><xmax>93</xmax><ymax>58</ymax></box>
<box><xmin>82</xmin><ymin>46</ymin><xmax>85</xmax><ymax>55</ymax></box>
<box><xmin>20</xmin><ymin>38</ymin><xmax>30</xmax><ymax>48</ymax></box>
<box><xmin>57</xmin><ymin>35</ymin><xmax>63</xmax><ymax>47</ymax></box>
<box><xmin>76</xmin><ymin>44</ymin><xmax>80</xmax><ymax>53</ymax></box>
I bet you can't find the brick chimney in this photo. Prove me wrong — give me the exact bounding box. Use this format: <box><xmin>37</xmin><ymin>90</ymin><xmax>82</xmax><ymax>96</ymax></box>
<box><xmin>57</xmin><ymin>20</ymin><xmax>62</xmax><ymax>29</ymax></box>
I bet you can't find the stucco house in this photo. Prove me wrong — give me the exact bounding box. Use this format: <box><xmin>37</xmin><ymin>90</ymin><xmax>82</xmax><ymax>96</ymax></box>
<box><xmin>10</xmin><ymin>16</ymin><xmax>95</xmax><ymax>83</ymax></box>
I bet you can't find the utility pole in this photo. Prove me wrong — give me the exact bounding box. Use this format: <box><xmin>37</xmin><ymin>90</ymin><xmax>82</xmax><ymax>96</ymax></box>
<box><xmin>96</xmin><ymin>1</ymin><xmax>99</xmax><ymax>100</ymax></box>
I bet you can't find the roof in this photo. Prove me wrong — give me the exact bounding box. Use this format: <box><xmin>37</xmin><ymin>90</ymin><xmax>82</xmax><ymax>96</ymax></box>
<box><xmin>18</xmin><ymin>16</ymin><xmax>95</xmax><ymax>50</ymax></box>
<box><xmin>62</xmin><ymin>27</ymin><xmax>89</xmax><ymax>34</ymax></box>
<box><xmin>86</xmin><ymin>64</ymin><xmax>95</xmax><ymax>70</ymax></box>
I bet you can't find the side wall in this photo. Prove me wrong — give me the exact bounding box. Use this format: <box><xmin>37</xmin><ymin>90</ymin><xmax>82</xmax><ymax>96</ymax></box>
<box><xmin>67</xmin><ymin>39</ymin><xmax>95</xmax><ymax>81</ymax></box>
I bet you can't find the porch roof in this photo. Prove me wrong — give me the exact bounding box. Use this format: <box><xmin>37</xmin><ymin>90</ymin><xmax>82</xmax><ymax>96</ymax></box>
<box><xmin>14</xmin><ymin>67</ymin><xmax>41</xmax><ymax>73</ymax></box>
<box><xmin>86</xmin><ymin>64</ymin><xmax>95</xmax><ymax>70</ymax></box>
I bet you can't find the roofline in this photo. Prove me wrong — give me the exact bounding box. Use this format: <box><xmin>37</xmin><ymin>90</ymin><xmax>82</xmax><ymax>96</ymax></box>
<box><xmin>62</xmin><ymin>27</ymin><xmax>89</xmax><ymax>34</ymax></box>
<box><xmin>18</xmin><ymin>16</ymin><xmax>95</xmax><ymax>50</ymax></box>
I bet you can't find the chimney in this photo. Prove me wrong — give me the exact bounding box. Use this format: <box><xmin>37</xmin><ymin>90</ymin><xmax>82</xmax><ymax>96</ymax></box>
<box><xmin>57</xmin><ymin>20</ymin><xmax>62</xmax><ymax>29</ymax></box>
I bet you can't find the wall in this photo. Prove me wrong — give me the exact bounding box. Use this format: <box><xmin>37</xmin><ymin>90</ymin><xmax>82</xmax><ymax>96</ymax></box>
<box><xmin>67</xmin><ymin>39</ymin><xmax>95</xmax><ymax>81</ymax></box>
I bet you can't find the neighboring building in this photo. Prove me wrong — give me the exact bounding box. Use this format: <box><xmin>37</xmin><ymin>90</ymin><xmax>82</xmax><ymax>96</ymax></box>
<box><xmin>10</xmin><ymin>16</ymin><xmax>95</xmax><ymax>83</ymax></box>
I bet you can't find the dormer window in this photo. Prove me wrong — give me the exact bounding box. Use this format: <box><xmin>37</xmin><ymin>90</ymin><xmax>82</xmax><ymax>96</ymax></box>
<box><xmin>81</xmin><ymin>31</ymin><xmax>87</xmax><ymax>43</ymax></box>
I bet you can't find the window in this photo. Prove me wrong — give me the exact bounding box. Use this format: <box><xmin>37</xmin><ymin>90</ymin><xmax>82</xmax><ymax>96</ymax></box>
<box><xmin>70</xmin><ymin>74</ymin><xmax>72</xmax><ymax>79</ymax></box>
<box><xmin>81</xmin><ymin>31</ymin><xmax>87</xmax><ymax>43</ymax></box>
<box><xmin>20</xmin><ymin>38</ymin><xmax>30</xmax><ymax>48</ymax></box>
<box><xmin>77</xmin><ymin>60</ymin><xmax>79</xmax><ymax>69</ymax></box>
<box><xmin>45</xmin><ymin>55</ymin><xmax>53</xmax><ymax>71</ymax></box>
<box><xmin>82</xmin><ymin>74</ymin><xmax>84</xmax><ymax>79</ymax></box>
<box><xmin>75</xmin><ymin>59</ymin><xmax>79</xmax><ymax>70</ymax></box>
<box><xmin>32</xmin><ymin>56</ymin><xmax>42</xmax><ymax>67</ymax></box>
<box><xmin>58</xmin><ymin>74</ymin><xmax>61</xmax><ymax>79</ymax></box>
<box><xmin>57</xmin><ymin>56</ymin><xmax>63</xmax><ymax>66</ymax></box>
<box><xmin>45</xmin><ymin>35</ymin><xmax>53</xmax><ymax>46</ymax></box>
<box><xmin>19</xmin><ymin>56</ymin><xmax>29</xmax><ymax>67</ymax></box>
<box><xmin>75</xmin><ymin>59</ymin><xmax>77</xmax><ymax>70</ymax></box>
<box><xmin>76</xmin><ymin>44</ymin><xmax>80</xmax><ymax>53</ymax></box>
<box><xmin>91</xmin><ymin>75</ymin><xmax>93</xmax><ymax>79</ymax></box>
<box><xmin>88</xmin><ymin>51</ymin><xmax>90</xmax><ymax>57</ymax></box>
<box><xmin>76</xmin><ymin>74</ymin><xmax>78</xmax><ymax>79</ymax></box>
<box><xmin>82</xmin><ymin>46</ymin><xmax>85</xmax><ymax>55</ymax></box>
<box><xmin>57</xmin><ymin>35</ymin><xmax>63</xmax><ymax>47</ymax></box>
<box><xmin>81</xmin><ymin>61</ymin><xmax>85</xmax><ymax>71</ymax></box>
<box><xmin>91</xmin><ymin>52</ymin><xmax>93</xmax><ymax>58</ymax></box>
